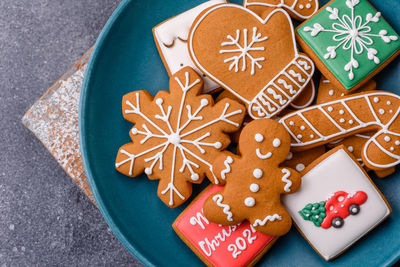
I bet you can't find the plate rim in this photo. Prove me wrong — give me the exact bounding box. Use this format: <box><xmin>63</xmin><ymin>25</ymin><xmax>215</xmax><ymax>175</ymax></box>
<box><xmin>79</xmin><ymin>0</ymin><xmax>154</xmax><ymax>266</ymax></box>
<box><xmin>78</xmin><ymin>0</ymin><xmax>400</xmax><ymax>266</ymax></box>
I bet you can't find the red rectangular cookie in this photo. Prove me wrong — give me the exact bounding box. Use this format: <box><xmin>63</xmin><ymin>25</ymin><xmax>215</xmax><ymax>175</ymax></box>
<box><xmin>173</xmin><ymin>185</ymin><xmax>277</xmax><ymax>266</ymax></box>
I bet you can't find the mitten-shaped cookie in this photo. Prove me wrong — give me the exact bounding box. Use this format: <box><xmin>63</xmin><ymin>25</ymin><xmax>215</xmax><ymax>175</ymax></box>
<box><xmin>203</xmin><ymin>118</ymin><xmax>301</xmax><ymax>236</ymax></box>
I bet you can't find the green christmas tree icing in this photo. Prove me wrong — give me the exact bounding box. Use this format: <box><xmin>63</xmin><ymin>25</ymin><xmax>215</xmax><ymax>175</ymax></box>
<box><xmin>298</xmin><ymin>201</ymin><xmax>327</xmax><ymax>227</ymax></box>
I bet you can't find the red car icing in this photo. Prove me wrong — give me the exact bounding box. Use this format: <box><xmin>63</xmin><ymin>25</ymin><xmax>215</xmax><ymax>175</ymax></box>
<box><xmin>321</xmin><ymin>191</ymin><xmax>368</xmax><ymax>229</ymax></box>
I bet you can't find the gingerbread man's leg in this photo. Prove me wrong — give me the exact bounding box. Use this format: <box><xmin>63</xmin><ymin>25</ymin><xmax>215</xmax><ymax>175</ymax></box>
<box><xmin>249</xmin><ymin>203</ymin><xmax>292</xmax><ymax>236</ymax></box>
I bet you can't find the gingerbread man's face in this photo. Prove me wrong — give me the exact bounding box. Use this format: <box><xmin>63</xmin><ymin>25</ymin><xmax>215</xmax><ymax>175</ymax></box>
<box><xmin>238</xmin><ymin>117</ymin><xmax>291</xmax><ymax>165</ymax></box>
<box><xmin>203</xmin><ymin>119</ymin><xmax>302</xmax><ymax>236</ymax></box>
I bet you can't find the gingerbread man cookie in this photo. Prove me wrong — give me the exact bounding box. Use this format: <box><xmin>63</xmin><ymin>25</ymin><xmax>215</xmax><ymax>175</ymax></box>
<box><xmin>189</xmin><ymin>4</ymin><xmax>314</xmax><ymax>119</ymax></box>
<box><xmin>203</xmin><ymin>118</ymin><xmax>301</xmax><ymax>236</ymax></box>
<box><xmin>115</xmin><ymin>67</ymin><xmax>245</xmax><ymax>208</ymax></box>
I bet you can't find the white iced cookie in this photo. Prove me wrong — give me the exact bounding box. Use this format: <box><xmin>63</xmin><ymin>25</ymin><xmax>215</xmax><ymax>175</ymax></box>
<box><xmin>153</xmin><ymin>0</ymin><xmax>226</xmax><ymax>93</ymax></box>
<box><xmin>282</xmin><ymin>146</ymin><xmax>391</xmax><ymax>261</ymax></box>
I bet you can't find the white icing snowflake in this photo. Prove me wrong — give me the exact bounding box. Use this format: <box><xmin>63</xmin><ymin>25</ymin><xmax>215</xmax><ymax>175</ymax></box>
<box><xmin>304</xmin><ymin>0</ymin><xmax>398</xmax><ymax>80</ymax></box>
<box><xmin>115</xmin><ymin>68</ymin><xmax>244</xmax><ymax>207</ymax></box>
<box><xmin>219</xmin><ymin>27</ymin><xmax>268</xmax><ymax>75</ymax></box>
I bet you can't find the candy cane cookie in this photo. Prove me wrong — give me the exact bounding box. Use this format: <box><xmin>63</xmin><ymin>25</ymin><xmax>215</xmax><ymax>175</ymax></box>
<box><xmin>279</xmin><ymin>91</ymin><xmax>400</xmax><ymax>170</ymax></box>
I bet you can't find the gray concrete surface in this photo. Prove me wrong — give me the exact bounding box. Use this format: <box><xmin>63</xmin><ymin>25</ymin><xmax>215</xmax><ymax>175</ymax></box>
<box><xmin>0</xmin><ymin>0</ymin><xmax>142</xmax><ymax>266</ymax></box>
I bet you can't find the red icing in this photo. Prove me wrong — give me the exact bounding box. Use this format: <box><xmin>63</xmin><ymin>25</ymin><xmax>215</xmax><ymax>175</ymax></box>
<box><xmin>321</xmin><ymin>191</ymin><xmax>368</xmax><ymax>229</ymax></box>
<box><xmin>174</xmin><ymin>185</ymin><xmax>275</xmax><ymax>267</ymax></box>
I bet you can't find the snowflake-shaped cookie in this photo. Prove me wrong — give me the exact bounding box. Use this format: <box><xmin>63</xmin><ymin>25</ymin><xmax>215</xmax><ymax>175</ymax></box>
<box><xmin>298</xmin><ymin>0</ymin><xmax>400</xmax><ymax>90</ymax></box>
<box><xmin>115</xmin><ymin>67</ymin><xmax>245</xmax><ymax>208</ymax></box>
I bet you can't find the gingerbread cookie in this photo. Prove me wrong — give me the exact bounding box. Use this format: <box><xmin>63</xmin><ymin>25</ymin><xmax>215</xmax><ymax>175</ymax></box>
<box><xmin>315</xmin><ymin>77</ymin><xmax>395</xmax><ymax>177</ymax></box>
<box><xmin>296</xmin><ymin>0</ymin><xmax>400</xmax><ymax>93</ymax></box>
<box><xmin>279</xmin><ymin>91</ymin><xmax>400</xmax><ymax>171</ymax></box>
<box><xmin>153</xmin><ymin>0</ymin><xmax>227</xmax><ymax>93</ymax></box>
<box><xmin>289</xmin><ymin>79</ymin><xmax>316</xmax><ymax>110</ymax></box>
<box><xmin>283</xmin><ymin>146</ymin><xmax>391</xmax><ymax>261</ymax></box>
<box><xmin>115</xmin><ymin>67</ymin><xmax>245</xmax><ymax>208</ymax></box>
<box><xmin>244</xmin><ymin>0</ymin><xmax>319</xmax><ymax>21</ymax></box>
<box><xmin>316</xmin><ymin>76</ymin><xmax>376</xmax><ymax>104</ymax></box>
<box><xmin>203</xmin><ymin>118</ymin><xmax>301</xmax><ymax>236</ymax></box>
<box><xmin>173</xmin><ymin>185</ymin><xmax>277</xmax><ymax>267</ymax></box>
<box><xmin>189</xmin><ymin>4</ymin><xmax>314</xmax><ymax>119</ymax></box>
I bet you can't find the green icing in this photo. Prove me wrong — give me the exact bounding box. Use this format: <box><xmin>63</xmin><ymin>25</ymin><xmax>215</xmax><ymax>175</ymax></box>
<box><xmin>298</xmin><ymin>0</ymin><xmax>400</xmax><ymax>90</ymax></box>
<box><xmin>298</xmin><ymin>201</ymin><xmax>327</xmax><ymax>227</ymax></box>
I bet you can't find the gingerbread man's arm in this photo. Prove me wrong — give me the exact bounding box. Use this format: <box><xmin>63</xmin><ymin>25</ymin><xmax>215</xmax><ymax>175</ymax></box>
<box><xmin>212</xmin><ymin>151</ymin><xmax>238</xmax><ymax>185</ymax></box>
<box><xmin>278</xmin><ymin>167</ymin><xmax>301</xmax><ymax>195</ymax></box>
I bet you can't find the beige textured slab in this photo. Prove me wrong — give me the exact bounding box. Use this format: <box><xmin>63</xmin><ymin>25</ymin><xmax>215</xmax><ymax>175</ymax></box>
<box><xmin>22</xmin><ymin>48</ymin><xmax>95</xmax><ymax>203</ymax></box>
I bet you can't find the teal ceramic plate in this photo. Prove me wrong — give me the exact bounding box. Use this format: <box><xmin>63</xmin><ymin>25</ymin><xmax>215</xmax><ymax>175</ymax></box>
<box><xmin>80</xmin><ymin>0</ymin><xmax>400</xmax><ymax>266</ymax></box>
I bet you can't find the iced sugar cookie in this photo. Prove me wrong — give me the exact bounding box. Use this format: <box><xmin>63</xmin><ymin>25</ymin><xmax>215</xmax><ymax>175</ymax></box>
<box><xmin>296</xmin><ymin>0</ymin><xmax>400</xmax><ymax>93</ymax></box>
<box><xmin>115</xmin><ymin>67</ymin><xmax>245</xmax><ymax>208</ymax></box>
<box><xmin>189</xmin><ymin>4</ymin><xmax>314</xmax><ymax>119</ymax></box>
<box><xmin>244</xmin><ymin>0</ymin><xmax>319</xmax><ymax>21</ymax></box>
<box><xmin>283</xmin><ymin>146</ymin><xmax>391</xmax><ymax>261</ymax></box>
<box><xmin>203</xmin><ymin>118</ymin><xmax>301</xmax><ymax>236</ymax></box>
<box><xmin>173</xmin><ymin>185</ymin><xmax>277</xmax><ymax>267</ymax></box>
<box><xmin>153</xmin><ymin>0</ymin><xmax>227</xmax><ymax>93</ymax></box>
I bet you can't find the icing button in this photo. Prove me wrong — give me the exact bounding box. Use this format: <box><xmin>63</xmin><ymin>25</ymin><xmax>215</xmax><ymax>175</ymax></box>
<box><xmin>384</xmin><ymin>136</ymin><xmax>391</xmax><ymax>142</ymax></box>
<box><xmin>244</xmin><ymin>197</ymin><xmax>256</xmax><ymax>207</ymax></box>
<box><xmin>253</xmin><ymin>168</ymin><xmax>263</xmax><ymax>179</ymax></box>
<box><xmin>250</xmin><ymin>183</ymin><xmax>260</xmax><ymax>193</ymax></box>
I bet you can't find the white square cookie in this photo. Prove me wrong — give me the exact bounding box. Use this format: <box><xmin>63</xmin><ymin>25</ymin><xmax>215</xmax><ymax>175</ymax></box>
<box><xmin>283</xmin><ymin>146</ymin><xmax>391</xmax><ymax>261</ymax></box>
<box><xmin>153</xmin><ymin>0</ymin><xmax>226</xmax><ymax>93</ymax></box>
